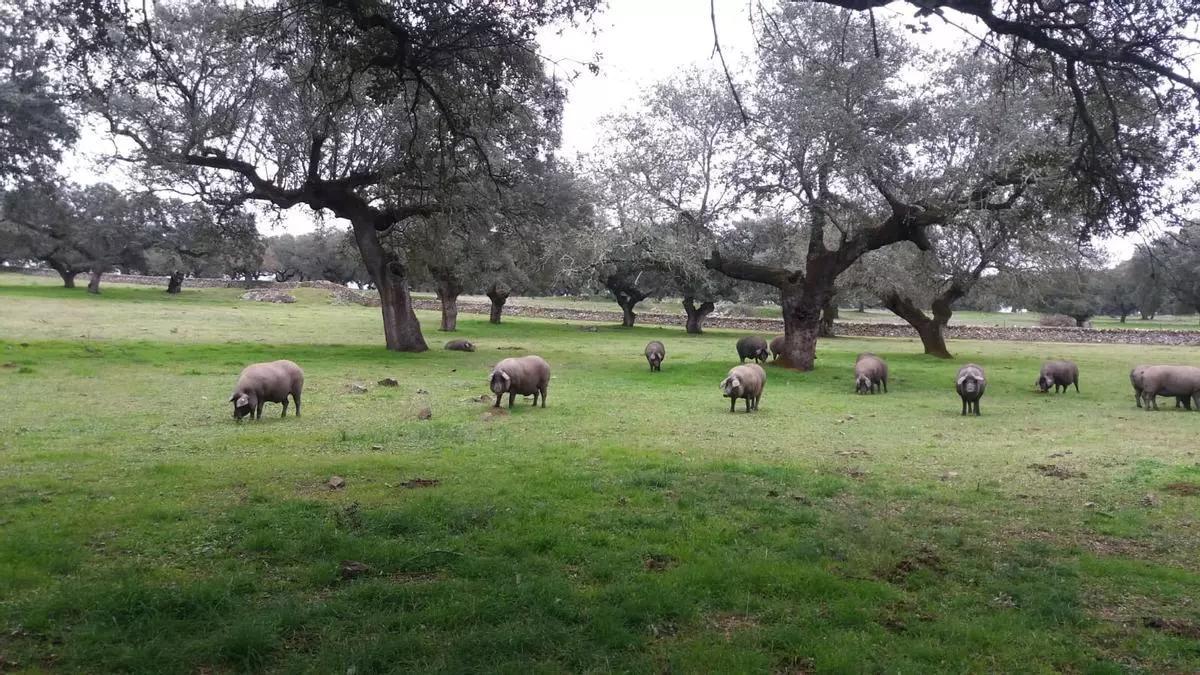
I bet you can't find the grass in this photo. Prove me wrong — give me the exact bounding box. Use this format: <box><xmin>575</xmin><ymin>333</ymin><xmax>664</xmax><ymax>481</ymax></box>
<box><xmin>2</xmin><ymin>278</ymin><xmax>1200</xmax><ymax>673</ymax></box>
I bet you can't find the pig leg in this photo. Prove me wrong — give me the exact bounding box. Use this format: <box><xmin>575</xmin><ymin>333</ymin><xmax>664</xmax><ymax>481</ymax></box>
<box><xmin>508</xmin><ymin>392</ymin><xmax>516</xmax><ymax>409</ymax></box>
<box><xmin>293</xmin><ymin>392</ymin><xmax>301</xmax><ymax>417</ymax></box>
<box><xmin>961</xmin><ymin>397</ymin><xmax>967</xmax><ymax>416</ymax></box>
<box><xmin>281</xmin><ymin>399</ymin><xmax>289</xmax><ymax>417</ymax></box>
<box><xmin>255</xmin><ymin>402</ymin><xmax>264</xmax><ymax>420</ymax></box>
<box><xmin>539</xmin><ymin>386</ymin><xmax>547</xmax><ymax>408</ymax></box>
<box><xmin>729</xmin><ymin>397</ymin><xmax>736</xmax><ymax>413</ymax></box>
<box><xmin>745</xmin><ymin>396</ymin><xmax>751</xmax><ymax>413</ymax></box>
<box><xmin>882</xmin><ymin>378</ymin><xmax>888</xmax><ymax>393</ymax></box>
<box><xmin>494</xmin><ymin>393</ymin><xmax>502</xmax><ymax>408</ymax></box>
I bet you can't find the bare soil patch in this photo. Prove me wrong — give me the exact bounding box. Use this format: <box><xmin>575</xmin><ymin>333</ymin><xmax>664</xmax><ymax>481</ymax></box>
<box><xmin>1164</xmin><ymin>482</ymin><xmax>1200</xmax><ymax>496</ymax></box>
<box><xmin>1028</xmin><ymin>463</ymin><xmax>1087</xmax><ymax>479</ymax></box>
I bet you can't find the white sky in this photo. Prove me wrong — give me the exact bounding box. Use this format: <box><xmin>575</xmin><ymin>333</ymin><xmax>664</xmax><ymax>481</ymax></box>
<box><xmin>65</xmin><ymin>0</ymin><xmax>1146</xmax><ymax>260</ymax></box>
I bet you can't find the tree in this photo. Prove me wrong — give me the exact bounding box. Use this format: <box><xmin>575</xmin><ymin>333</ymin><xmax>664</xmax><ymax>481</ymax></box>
<box><xmin>1096</xmin><ymin>262</ymin><xmax>1140</xmax><ymax>323</ymax></box>
<box><xmin>1</xmin><ymin>182</ymin><xmax>155</xmax><ymax>292</ymax></box>
<box><xmin>1030</xmin><ymin>266</ymin><xmax>1102</xmax><ymax>327</ymax></box>
<box><xmin>0</xmin><ymin>5</ymin><xmax>76</xmax><ymax>183</ymax></box>
<box><xmin>1147</xmin><ymin>223</ymin><xmax>1200</xmax><ymax>315</ymax></box>
<box><xmin>142</xmin><ymin>200</ymin><xmax>264</xmax><ymax>284</ymax></box>
<box><xmin>595</xmin><ymin>67</ymin><xmax>747</xmax><ymax>333</ymax></box>
<box><xmin>768</xmin><ymin>1</ymin><xmax>1200</xmax><ymax>239</ymax></box>
<box><xmin>76</xmin><ymin>0</ymin><xmax>597</xmax><ymax>351</ymax></box>
<box><xmin>1128</xmin><ymin>247</ymin><xmax>1167</xmax><ymax>320</ymax></box>
<box><xmin>703</xmin><ymin>5</ymin><xmax>1179</xmax><ymax>369</ymax></box>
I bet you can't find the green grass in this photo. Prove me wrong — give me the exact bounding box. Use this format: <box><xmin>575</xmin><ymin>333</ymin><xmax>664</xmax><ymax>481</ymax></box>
<box><xmin>2</xmin><ymin>279</ymin><xmax>1200</xmax><ymax>673</ymax></box>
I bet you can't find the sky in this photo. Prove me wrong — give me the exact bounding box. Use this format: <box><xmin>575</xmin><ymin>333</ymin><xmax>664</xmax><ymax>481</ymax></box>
<box><xmin>65</xmin><ymin>0</ymin><xmax>1149</xmax><ymax>261</ymax></box>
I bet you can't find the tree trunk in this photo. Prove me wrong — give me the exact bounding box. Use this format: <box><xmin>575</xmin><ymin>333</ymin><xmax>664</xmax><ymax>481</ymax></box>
<box><xmin>433</xmin><ymin>271</ymin><xmax>463</xmax><ymax>332</ymax></box>
<box><xmin>166</xmin><ymin>271</ymin><xmax>184</xmax><ymax>294</ymax></box>
<box><xmin>1119</xmin><ymin>313</ymin><xmax>1127</xmax><ymax>323</ymax></box>
<box><xmin>487</xmin><ymin>285</ymin><xmax>509</xmax><ymax>324</ymax></box>
<box><xmin>857</xmin><ymin>300</ymin><xmax>865</xmax><ymax>312</ymax></box>
<box><xmin>882</xmin><ymin>291</ymin><xmax>953</xmax><ymax>359</ymax></box>
<box><xmin>87</xmin><ymin>270</ymin><xmax>102</xmax><ymax>294</ymax></box>
<box><xmin>44</xmin><ymin>259</ymin><xmax>77</xmax><ymax>288</ymax></box>
<box><xmin>437</xmin><ymin>290</ymin><xmax>459</xmax><ymax>331</ymax></box>
<box><xmin>819</xmin><ymin>299</ymin><xmax>838</xmax><ymax>337</ymax></box>
<box><xmin>779</xmin><ymin>285</ymin><xmax>823</xmax><ymax>370</ymax></box>
<box><xmin>618</xmin><ymin>299</ymin><xmax>637</xmax><ymax>327</ymax></box>
<box><xmin>351</xmin><ymin>221</ymin><xmax>427</xmax><ymax>352</ymax></box>
<box><xmin>682</xmin><ymin>297</ymin><xmax>715</xmax><ymax>334</ymax></box>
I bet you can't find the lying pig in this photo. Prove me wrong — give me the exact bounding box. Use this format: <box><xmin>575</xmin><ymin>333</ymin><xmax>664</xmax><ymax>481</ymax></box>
<box><xmin>445</xmin><ymin>339</ymin><xmax>476</xmax><ymax>352</ymax></box>
<box><xmin>770</xmin><ymin>335</ymin><xmax>785</xmax><ymax>361</ymax></box>
<box><xmin>489</xmin><ymin>355</ymin><xmax>551</xmax><ymax>409</ymax></box>
<box><xmin>229</xmin><ymin>359</ymin><xmax>304</xmax><ymax>421</ymax></box>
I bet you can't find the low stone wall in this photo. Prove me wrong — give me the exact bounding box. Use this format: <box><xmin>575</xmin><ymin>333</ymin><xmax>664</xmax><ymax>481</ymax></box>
<box><xmin>5</xmin><ymin>266</ymin><xmax>1199</xmax><ymax>346</ymax></box>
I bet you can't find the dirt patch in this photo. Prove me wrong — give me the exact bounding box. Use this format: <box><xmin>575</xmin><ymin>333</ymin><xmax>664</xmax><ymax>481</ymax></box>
<box><xmin>1028</xmin><ymin>463</ymin><xmax>1087</xmax><ymax>479</ymax></box>
<box><xmin>1</xmin><ymin>362</ymin><xmax>17</xmax><ymax>368</ymax></box>
<box><xmin>844</xmin><ymin>467</ymin><xmax>868</xmax><ymax>480</ymax></box>
<box><xmin>1164</xmin><ymin>482</ymin><xmax>1200</xmax><ymax>496</ymax></box>
<box><xmin>642</xmin><ymin>553</ymin><xmax>678</xmax><ymax>572</ymax></box>
<box><xmin>834</xmin><ymin>448</ymin><xmax>871</xmax><ymax>458</ymax></box>
<box><xmin>1144</xmin><ymin>617</ymin><xmax>1200</xmax><ymax>639</ymax></box>
<box><xmin>339</xmin><ymin>560</ymin><xmax>370</xmax><ymax>580</ymax></box>
<box><xmin>707</xmin><ymin>613</ymin><xmax>759</xmax><ymax>640</ymax></box>
<box><xmin>496</xmin><ymin>346</ymin><xmax>525</xmax><ymax>350</ymax></box>
<box><xmin>883</xmin><ymin>546</ymin><xmax>944</xmax><ymax>583</ymax></box>
<box><xmin>773</xmin><ymin>656</ymin><xmax>815</xmax><ymax>675</ymax></box>
<box><xmin>1084</xmin><ymin>536</ymin><xmax>1154</xmax><ymax>557</ymax></box>
<box><xmin>481</xmin><ymin>407</ymin><xmax>508</xmax><ymax>421</ymax></box>
<box><xmin>398</xmin><ymin>478</ymin><xmax>440</xmax><ymax>489</ymax></box>
<box><xmin>389</xmin><ymin>570</ymin><xmax>442</xmax><ymax>584</ymax></box>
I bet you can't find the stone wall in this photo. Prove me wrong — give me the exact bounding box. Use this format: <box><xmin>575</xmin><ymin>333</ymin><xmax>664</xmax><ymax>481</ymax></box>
<box><xmin>5</xmin><ymin>265</ymin><xmax>1199</xmax><ymax>346</ymax></box>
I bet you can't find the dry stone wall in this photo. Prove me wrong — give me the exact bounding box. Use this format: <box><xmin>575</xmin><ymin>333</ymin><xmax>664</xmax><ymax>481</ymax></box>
<box><xmin>4</xmin><ymin>266</ymin><xmax>1198</xmax><ymax>346</ymax></box>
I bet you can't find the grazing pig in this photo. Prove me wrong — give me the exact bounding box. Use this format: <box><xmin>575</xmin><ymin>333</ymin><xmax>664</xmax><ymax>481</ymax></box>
<box><xmin>229</xmin><ymin>360</ymin><xmax>304</xmax><ymax>421</ymax></box>
<box><xmin>770</xmin><ymin>335</ymin><xmax>785</xmax><ymax>361</ymax></box>
<box><xmin>721</xmin><ymin>363</ymin><xmax>765</xmax><ymax>413</ymax></box>
<box><xmin>956</xmin><ymin>363</ymin><xmax>986</xmax><ymax>416</ymax></box>
<box><xmin>1036</xmin><ymin>360</ymin><xmax>1079</xmax><ymax>393</ymax></box>
<box><xmin>489</xmin><ymin>355</ymin><xmax>551</xmax><ymax>409</ymax></box>
<box><xmin>1138</xmin><ymin>365</ymin><xmax>1200</xmax><ymax>411</ymax></box>
<box><xmin>445</xmin><ymin>339</ymin><xmax>476</xmax><ymax>352</ymax></box>
<box><xmin>736</xmin><ymin>336</ymin><xmax>769</xmax><ymax>365</ymax></box>
<box><xmin>1130</xmin><ymin>365</ymin><xmax>1190</xmax><ymax>409</ymax></box>
<box><xmin>644</xmin><ymin>340</ymin><xmax>665</xmax><ymax>372</ymax></box>
<box><xmin>854</xmin><ymin>353</ymin><xmax>888</xmax><ymax>394</ymax></box>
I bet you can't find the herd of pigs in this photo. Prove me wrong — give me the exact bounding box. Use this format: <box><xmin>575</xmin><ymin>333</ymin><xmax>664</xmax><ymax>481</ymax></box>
<box><xmin>226</xmin><ymin>333</ymin><xmax>1200</xmax><ymax>421</ymax></box>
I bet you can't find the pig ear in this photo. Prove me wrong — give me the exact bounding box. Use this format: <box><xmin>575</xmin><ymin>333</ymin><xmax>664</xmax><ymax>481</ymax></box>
<box><xmin>229</xmin><ymin>393</ymin><xmax>237</xmax><ymax>402</ymax></box>
<box><xmin>236</xmin><ymin>394</ymin><xmax>250</xmax><ymax>407</ymax></box>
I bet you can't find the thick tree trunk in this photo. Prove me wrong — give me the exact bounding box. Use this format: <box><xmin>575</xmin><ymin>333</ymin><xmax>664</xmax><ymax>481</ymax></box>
<box><xmin>87</xmin><ymin>270</ymin><xmax>102</xmax><ymax>294</ymax></box>
<box><xmin>1119</xmin><ymin>313</ymin><xmax>1127</xmax><ymax>323</ymax></box>
<box><xmin>487</xmin><ymin>285</ymin><xmax>509</xmax><ymax>324</ymax></box>
<box><xmin>61</xmin><ymin>272</ymin><xmax>76</xmax><ymax>288</ymax></box>
<box><xmin>780</xmin><ymin>288</ymin><xmax>822</xmax><ymax>371</ymax></box>
<box><xmin>882</xmin><ymin>291</ymin><xmax>953</xmax><ymax>359</ymax></box>
<box><xmin>618</xmin><ymin>299</ymin><xmax>637</xmax><ymax>327</ymax></box>
<box><xmin>166</xmin><ymin>271</ymin><xmax>184</xmax><ymax>294</ymax></box>
<box><xmin>682</xmin><ymin>297</ymin><xmax>715</xmax><ymax>334</ymax></box>
<box><xmin>44</xmin><ymin>259</ymin><xmax>78</xmax><ymax>288</ymax></box>
<box><xmin>351</xmin><ymin>221</ymin><xmax>427</xmax><ymax>352</ymax></box>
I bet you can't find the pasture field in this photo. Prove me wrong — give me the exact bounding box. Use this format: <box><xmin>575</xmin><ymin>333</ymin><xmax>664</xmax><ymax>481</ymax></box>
<box><xmin>1</xmin><ymin>278</ymin><xmax>1199</xmax><ymax>673</ymax></box>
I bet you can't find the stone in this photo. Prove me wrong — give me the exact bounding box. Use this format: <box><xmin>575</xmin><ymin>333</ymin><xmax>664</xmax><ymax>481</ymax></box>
<box><xmin>240</xmin><ymin>289</ymin><xmax>296</xmax><ymax>303</ymax></box>
<box><xmin>327</xmin><ymin>475</ymin><xmax>346</xmax><ymax>490</ymax></box>
<box><xmin>377</xmin><ymin>378</ymin><xmax>399</xmax><ymax>387</ymax></box>
<box><xmin>347</xmin><ymin>384</ymin><xmax>368</xmax><ymax>394</ymax></box>
<box><xmin>417</xmin><ymin>407</ymin><xmax>433</xmax><ymax>420</ymax></box>
<box><xmin>339</xmin><ymin>560</ymin><xmax>369</xmax><ymax>579</ymax></box>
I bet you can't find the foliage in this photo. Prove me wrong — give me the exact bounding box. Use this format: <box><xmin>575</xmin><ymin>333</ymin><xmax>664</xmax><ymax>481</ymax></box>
<box><xmin>0</xmin><ymin>5</ymin><xmax>77</xmax><ymax>183</ymax></box>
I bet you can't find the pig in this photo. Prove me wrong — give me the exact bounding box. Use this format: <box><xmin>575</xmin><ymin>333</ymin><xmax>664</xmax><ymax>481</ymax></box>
<box><xmin>956</xmin><ymin>363</ymin><xmax>986</xmax><ymax>416</ymax></box>
<box><xmin>854</xmin><ymin>353</ymin><xmax>888</xmax><ymax>394</ymax></box>
<box><xmin>1130</xmin><ymin>365</ymin><xmax>1190</xmax><ymax>409</ymax></box>
<box><xmin>229</xmin><ymin>359</ymin><xmax>304</xmax><ymax>421</ymax></box>
<box><xmin>488</xmin><ymin>355</ymin><xmax>551</xmax><ymax>409</ymax></box>
<box><xmin>721</xmin><ymin>363</ymin><xmax>766</xmax><ymax>413</ymax></box>
<box><xmin>770</xmin><ymin>335</ymin><xmax>785</xmax><ymax>361</ymax></box>
<box><xmin>1137</xmin><ymin>365</ymin><xmax>1200</xmax><ymax>411</ymax></box>
<box><xmin>1036</xmin><ymin>360</ymin><xmax>1079</xmax><ymax>393</ymax></box>
<box><xmin>736</xmin><ymin>336</ymin><xmax>769</xmax><ymax>365</ymax></box>
<box><xmin>445</xmin><ymin>339</ymin><xmax>476</xmax><ymax>352</ymax></box>
<box><xmin>644</xmin><ymin>340</ymin><xmax>665</xmax><ymax>372</ymax></box>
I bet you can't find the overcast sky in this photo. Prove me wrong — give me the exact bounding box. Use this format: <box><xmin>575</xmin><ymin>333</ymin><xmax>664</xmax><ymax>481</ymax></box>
<box><xmin>66</xmin><ymin>0</ymin><xmax>1147</xmax><ymax>260</ymax></box>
